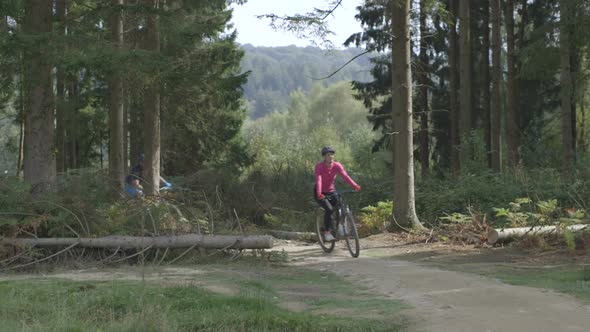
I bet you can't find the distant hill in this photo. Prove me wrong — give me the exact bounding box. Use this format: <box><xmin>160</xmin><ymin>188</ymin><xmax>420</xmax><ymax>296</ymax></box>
<box><xmin>240</xmin><ymin>44</ymin><xmax>373</xmax><ymax>118</ymax></box>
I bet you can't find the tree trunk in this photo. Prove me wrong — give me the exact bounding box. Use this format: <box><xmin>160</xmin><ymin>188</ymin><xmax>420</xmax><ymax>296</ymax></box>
<box><xmin>268</xmin><ymin>230</ymin><xmax>317</xmax><ymax>242</ymax></box>
<box><xmin>129</xmin><ymin>102</ymin><xmax>143</xmax><ymax>168</ymax></box>
<box><xmin>418</xmin><ymin>0</ymin><xmax>430</xmax><ymax>177</ymax></box>
<box><xmin>481</xmin><ymin>0</ymin><xmax>492</xmax><ymax>169</ymax></box>
<box><xmin>577</xmin><ymin>92</ymin><xmax>587</xmax><ymax>153</ymax></box>
<box><xmin>142</xmin><ymin>0</ymin><xmax>161</xmax><ymax>196</ymax></box>
<box><xmin>391</xmin><ymin>0</ymin><xmax>422</xmax><ymax>229</ymax></box>
<box><xmin>17</xmin><ymin>111</ymin><xmax>24</xmax><ymax>177</ymax></box>
<box><xmin>67</xmin><ymin>82</ymin><xmax>79</xmax><ymax>169</ymax></box>
<box><xmin>570</xmin><ymin>44</ymin><xmax>579</xmax><ymax>158</ymax></box>
<box><xmin>505</xmin><ymin>0</ymin><xmax>520</xmax><ymax>168</ymax></box>
<box><xmin>23</xmin><ymin>0</ymin><xmax>56</xmax><ymax>196</ymax></box>
<box><xmin>109</xmin><ymin>0</ymin><xmax>125</xmax><ymax>192</ymax></box>
<box><xmin>123</xmin><ymin>96</ymin><xmax>129</xmax><ymax>173</ymax></box>
<box><xmin>3</xmin><ymin>235</ymin><xmax>274</xmax><ymax>250</ymax></box>
<box><xmin>449</xmin><ymin>0</ymin><xmax>460</xmax><ymax>174</ymax></box>
<box><xmin>487</xmin><ymin>224</ymin><xmax>589</xmax><ymax>245</ymax></box>
<box><xmin>517</xmin><ymin>0</ymin><xmax>527</xmax><ymax>138</ymax></box>
<box><xmin>491</xmin><ymin>0</ymin><xmax>502</xmax><ymax>172</ymax></box>
<box><xmin>560</xmin><ymin>0</ymin><xmax>574</xmax><ymax>173</ymax></box>
<box><xmin>55</xmin><ymin>0</ymin><xmax>67</xmax><ymax>174</ymax></box>
<box><xmin>458</xmin><ymin>0</ymin><xmax>471</xmax><ymax>164</ymax></box>
<box><xmin>17</xmin><ymin>65</ymin><xmax>25</xmax><ymax>177</ymax></box>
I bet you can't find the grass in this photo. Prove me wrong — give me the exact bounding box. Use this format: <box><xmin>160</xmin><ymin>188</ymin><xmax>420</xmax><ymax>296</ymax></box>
<box><xmin>486</xmin><ymin>265</ymin><xmax>590</xmax><ymax>302</ymax></box>
<box><xmin>0</xmin><ymin>262</ymin><xmax>408</xmax><ymax>332</ymax></box>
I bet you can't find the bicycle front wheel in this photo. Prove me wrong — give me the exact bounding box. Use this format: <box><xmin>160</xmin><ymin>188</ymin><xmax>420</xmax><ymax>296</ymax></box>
<box><xmin>316</xmin><ymin>208</ymin><xmax>335</xmax><ymax>253</ymax></box>
<box><xmin>343</xmin><ymin>208</ymin><xmax>360</xmax><ymax>258</ymax></box>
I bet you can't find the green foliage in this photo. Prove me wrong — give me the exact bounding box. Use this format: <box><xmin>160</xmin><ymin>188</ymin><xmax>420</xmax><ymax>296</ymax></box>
<box><xmin>358</xmin><ymin>200</ymin><xmax>393</xmax><ymax>237</ymax></box>
<box><xmin>492</xmin><ymin>197</ymin><xmax>586</xmax><ymax>228</ymax></box>
<box><xmin>438</xmin><ymin>212</ymin><xmax>473</xmax><ymax>224</ymax></box>
<box><xmin>563</xmin><ymin>229</ymin><xmax>576</xmax><ymax>253</ymax></box>
<box><xmin>415</xmin><ymin>167</ymin><xmax>590</xmax><ymax>224</ymax></box>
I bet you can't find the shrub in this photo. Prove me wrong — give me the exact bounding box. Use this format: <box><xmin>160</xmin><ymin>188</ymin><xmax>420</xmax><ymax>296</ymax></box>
<box><xmin>358</xmin><ymin>200</ymin><xmax>393</xmax><ymax>237</ymax></box>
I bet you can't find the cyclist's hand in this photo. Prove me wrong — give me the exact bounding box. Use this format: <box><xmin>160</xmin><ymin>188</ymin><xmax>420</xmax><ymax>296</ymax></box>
<box><xmin>353</xmin><ymin>185</ymin><xmax>361</xmax><ymax>192</ymax></box>
<box><xmin>317</xmin><ymin>194</ymin><xmax>326</xmax><ymax>200</ymax></box>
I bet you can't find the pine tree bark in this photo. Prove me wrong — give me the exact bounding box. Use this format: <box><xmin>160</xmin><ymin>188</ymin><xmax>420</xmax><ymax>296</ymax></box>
<box><xmin>505</xmin><ymin>0</ymin><xmax>520</xmax><ymax>168</ymax></box>
<box><xmin>123</xmin><ymin>96</ymin><xmax>129</xmax><ymax>173</ymax></box>
<box><xmin>570</xmin><ymin>44</ymin><xmax>579</xmax><ymax>157</ymax></box>
<box><xmin>23</xmin><ymin>0</ymin><xmax>56</xmax><ymax>196</ymax></box>
<box><xmin>458</xmin><ymin>0</ymin><xmax>471</xmax><ymax>164</ymax></box>
<box><xmin>491</xmin><ymin>0</ymin><xmax>502</xmax><ymax>172</ymax></box>
<box><xmin>17</xmin><ymin>65</ymin><xmax>25</xmax><ymax>177</ymax></box>
<box><xmin>143</xmin><ymin>0</ymin><xmax>161</xmax><ymax>196</ymax></box>
<box><xmin>129</xmin><ymin>102</ymin><xmax>143</xmax><ymax>168</ymax></box>
<box><xmin>17</xmin><ymin>112</ymin><xmax>24</xmax><ymax>177</ymax></box>
<box><xmin>481</xmin><ymin>0</ymin><xmax>492</xmax><ymax>169</ymax></box>
<box><xmin>67</xmin><ymin>82</ymin><xmax>79</xmax><ymax>169</ymax></box>
<box><xmin>560</xmin><ymin>0</ymin><xmax>574</xmax><ymax>173</ymax></box>
<box><xmin>449</xmin><ymin>0</ymin><xmax>460</xmax><ymax>174</ymax></box>
<box><xmin>418</xmin><ymin>0</ymin><xmax>430</xmax><ymax>177</ymax></box>
<box><xmin>391</xmin><ymin>0</ymin><xmax>422</xmax><ymax>229</ymax></box>
<box><xmin>55</xmin><ymin>0</ymin><xmax>67</xmax><ymax>174</ymax></box>
<box><xmin>517</xmin><ymin>0</ymin><xmax>527</xmax><ymax>132</ymax></box>
<box><xmin>109</xmin><ymin>0</ymin><xmax>125</xmax><ymax>191</ymax></box>
<box><xmin>126</xmin><ymin>12</ymin><xmax>142</xmax><ymax>168</ymax></box>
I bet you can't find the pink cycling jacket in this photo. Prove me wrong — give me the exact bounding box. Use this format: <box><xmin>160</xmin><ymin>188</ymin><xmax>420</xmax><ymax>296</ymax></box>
<box><xmin>315</xmin><ymin>161</ymin><xmax>358</xmax><ymax>198</ymax></box>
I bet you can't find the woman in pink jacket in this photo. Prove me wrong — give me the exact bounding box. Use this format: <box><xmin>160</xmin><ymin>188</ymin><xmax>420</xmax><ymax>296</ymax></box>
<box><xmin>315</xmin><ymin>146</ymin><xmax>361</xmax><ymax>241</ymax></box>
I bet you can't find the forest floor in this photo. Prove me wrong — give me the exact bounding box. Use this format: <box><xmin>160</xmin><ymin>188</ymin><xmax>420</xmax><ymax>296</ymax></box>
<box><xmin>2</xmin><ymin>235</ymin><xmax>590</xmax><ymax>331</ymax></box>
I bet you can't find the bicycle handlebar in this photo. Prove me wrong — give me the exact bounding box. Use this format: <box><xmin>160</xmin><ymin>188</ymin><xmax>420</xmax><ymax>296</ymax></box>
<box><xmin>321</xmin><ymin>190</ymin><xmax>359</xmax><ymax>199</ymax></box>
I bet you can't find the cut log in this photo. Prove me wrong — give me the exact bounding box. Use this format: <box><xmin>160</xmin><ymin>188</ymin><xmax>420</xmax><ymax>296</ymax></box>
<box><xmin>268</xmin><ymin>230</ymin><xmax>317</xmax><ymax>242</ymax></box>
<box><xmin>487</xmin><ymin>224</ymin><xmax>589</xmax><ymax>245</ymax></box>
<box><xmin>2</xmin><ymin>234</ymin><xmax>273</xmax><ymax>249</ymax></box>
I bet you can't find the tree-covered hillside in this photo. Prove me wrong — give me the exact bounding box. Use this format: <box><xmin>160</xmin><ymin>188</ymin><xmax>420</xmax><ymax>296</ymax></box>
<box><xmin>240</xmin><ymin>44</ymin><xmax>373</xmax><ymax>118</ymax></box>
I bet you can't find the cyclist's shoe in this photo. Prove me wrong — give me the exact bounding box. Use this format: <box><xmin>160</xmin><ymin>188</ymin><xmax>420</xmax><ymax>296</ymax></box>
<box><xmin>324</xmin><ymin>232</ymin><xmax>336</xmax><ymax>242</ymax></box>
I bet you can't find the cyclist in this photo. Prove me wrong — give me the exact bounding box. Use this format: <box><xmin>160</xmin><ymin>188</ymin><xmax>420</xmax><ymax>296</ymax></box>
<box><xmin>315</xmin><ymin>146</ymin><xmax>361</xmax><ymax>241</ymax></box>
<box><xmin>125</xmin><ymin>153</ymin><xmax>171</xmax><ymax>198</ymax></box>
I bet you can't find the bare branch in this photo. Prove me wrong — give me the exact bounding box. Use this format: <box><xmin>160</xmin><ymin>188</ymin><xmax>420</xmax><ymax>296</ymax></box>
<box><xmin>312</xmin><ymin>49</ymin><xmax>373</xmax><ymax>80</ymax></box>
<box><xmin>0</xmin><ymin>243</ymin><xmax>79</xmax><ymax>271</ymax></box>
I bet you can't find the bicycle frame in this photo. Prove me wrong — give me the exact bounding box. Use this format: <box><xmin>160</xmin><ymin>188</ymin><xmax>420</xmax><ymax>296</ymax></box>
<box><xmin>315</xmin><ymin>190</ymin><xmax>360</xmax><ymax>257</ymax></box>
<box><xmin>326</xmin><ymin>191</ymin><xmax>356</xmax><ymax>240</ymax></box>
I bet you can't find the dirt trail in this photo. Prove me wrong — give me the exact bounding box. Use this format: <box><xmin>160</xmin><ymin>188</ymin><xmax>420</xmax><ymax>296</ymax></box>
<box><xmin>277</xmin><ymin>240</ymin><xmax>590</xmax><ymax>332</ymax></box>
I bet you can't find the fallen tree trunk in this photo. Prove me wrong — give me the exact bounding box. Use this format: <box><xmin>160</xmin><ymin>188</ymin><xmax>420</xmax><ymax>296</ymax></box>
<box><xmin>487</xmin><ymin>224</ymin><xmax>589</xmax><ymax>245</ymax></box>
<box><xmin>2</xmin><ymin>234</ymin><xmax>273</xmax><ymax>249</ymax></box>
<box><xmin>268</xmin><ymin>230</ymin><xmax>317</xmax><ymax>242</ymax></box>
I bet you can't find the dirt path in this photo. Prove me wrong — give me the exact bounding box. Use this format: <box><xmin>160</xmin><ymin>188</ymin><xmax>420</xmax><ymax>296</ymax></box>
<box><xmin>276</xmin><ymin>240</ymin><xmax>590</xmax><ymax>332</ymax></box>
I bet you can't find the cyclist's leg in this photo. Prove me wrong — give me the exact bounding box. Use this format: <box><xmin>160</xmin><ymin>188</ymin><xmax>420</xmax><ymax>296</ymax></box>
<box><xmin>324</xmin><ymin>194</ymin><xmax>339</xmax><ymax>231</ymax></box>
<box><xmin>316</xmin><ymin>196</ymin><xmax>334</xmax><ymax>231</ymax></box>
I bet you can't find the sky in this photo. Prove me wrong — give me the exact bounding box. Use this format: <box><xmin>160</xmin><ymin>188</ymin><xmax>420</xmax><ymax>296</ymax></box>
<box><xmin>230</xmin><ymin>0</ymin><xmax>364</xmax><ymax>48</ymax></box>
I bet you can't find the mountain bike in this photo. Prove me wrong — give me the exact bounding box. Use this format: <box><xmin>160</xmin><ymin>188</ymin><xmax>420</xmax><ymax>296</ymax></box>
<box><xmin>315</xmin><ymin>190</ymin><xmax>360</xmax><ymax>258</ymax></box>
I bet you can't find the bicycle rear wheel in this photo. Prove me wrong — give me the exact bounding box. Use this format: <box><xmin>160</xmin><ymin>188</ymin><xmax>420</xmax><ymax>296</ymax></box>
<box><xmin>316</xmin><ymin>208</ymin><xmax>335</xmax><ymax>253</ymax></box>
<box><xmin>343</xmin><ymin>208</ymin><xmax>360</xmax><ymax>257</ymax></box>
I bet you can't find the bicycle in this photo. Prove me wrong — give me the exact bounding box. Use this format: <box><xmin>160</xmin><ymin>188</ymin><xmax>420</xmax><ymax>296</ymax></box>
<box><xmin>315</xmin><ymin>190</ymin><xmax>360</xmax><ymax>258</ymax></box>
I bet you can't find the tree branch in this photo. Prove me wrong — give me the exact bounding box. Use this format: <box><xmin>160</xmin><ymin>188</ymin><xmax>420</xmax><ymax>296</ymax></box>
<box><xmin>312</xmin><ymin>49</ymin><xmax>372</xmax><ymax>80</ymax></box>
